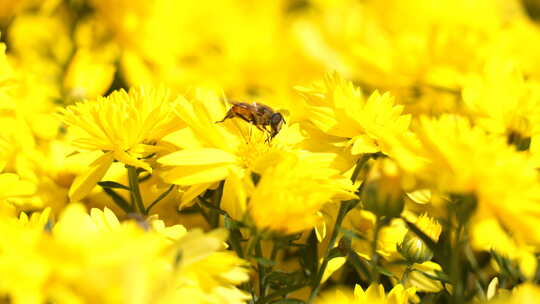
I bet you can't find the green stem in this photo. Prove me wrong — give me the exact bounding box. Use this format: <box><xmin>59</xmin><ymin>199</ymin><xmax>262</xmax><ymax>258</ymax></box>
<box><xmin>257</xmin><ymin>284</ymin><xmax>306</xmax><ymax>304</ymax></box>
<box><xmin>351</xmin><ymin>154</ymin><xmax>371</xmax><ymax>183</ymax></box>
<box><xmin>371</xmin><ymin>217</ymin><xmax>382</xmax><ymax>282</ymax></box>
<box><xmin>210</xmin><ymin>181</ymin><xmax>224</xmax><ymax>228</ymax></box>
<box><xmin>196</xmin><ymin>204</ymin><xmax>212</xmax><ymax>226</ymax></box>
<box><xmin>307</xmin><ymin>155</ymin><xmax>371</xmax><ymax>303</ymax></box>
<box><xmin>127</xmin><ymin>165</ymin><xmax>146</xmax><ymax>215</ymax></box>
<box><xmin>269</xmin><ymin>241</ymin><xmax>279</xmax><ymax>262</ymax></box>
<box><xmin>255</xmin><ymin>238</ymin><xmax>266</xmax><ymax>297</ymax></box>
<box><xmin>227</xmin><ymin>224</ymin><xmax>245</xmax><ymax>259</ymax></box>
<box><xmin>401</xmin><ymin>264</ymin><xmax>413</xmax><ymax>285</ymax></box>
<box><xmin>464</xmin><ymin>241</ymin><xmax>487</xmax><ymax>290</ymax></box>
<box><xmin>307</xmin><ymin>201</ymin><xmax>350</xmax><ymax>303</ymax></box>
<box><xmin>451</xmin><ymin>222</ymin><xmax>465</xmax><ymax>304</ymax></box>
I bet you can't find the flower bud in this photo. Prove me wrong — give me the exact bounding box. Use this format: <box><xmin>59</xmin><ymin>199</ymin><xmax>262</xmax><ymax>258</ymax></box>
<box><xmin>397</xmin><ymin>231</ymin><xmax>434</xmax><ymax>263</ymax></box>
<box><xmin>397</xmin><ymin>214</ymin><xmax>442</xmax><ymax>263</ymax></box>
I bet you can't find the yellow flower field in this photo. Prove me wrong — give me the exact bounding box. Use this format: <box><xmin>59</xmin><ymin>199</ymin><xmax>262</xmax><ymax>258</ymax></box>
<box><xmin>2</xmin><ymin>0</ymin><xmax>540</xmax><ymax>303</ymax></box>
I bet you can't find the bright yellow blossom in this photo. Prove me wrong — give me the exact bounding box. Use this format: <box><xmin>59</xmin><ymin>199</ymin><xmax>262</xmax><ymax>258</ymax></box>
<box><xmin>249</xmin><ymin>153</ymin><xmax>355</xmax><ymax>234</ymax></box>
<box><xmin>158</xmin><ymin>88</ymin><xmax>352</xmax><ymax>223</ymax></box>
<box><xmin>0</xmin><ymin>204</ymin><xmax>249</xmax><ymax>304</ymax></box>
<box><xmin>394</xmin><ymin>115</ymin><xmax>540</xmax><ymax>245</ymax></box>
<box><xmin>489</xmin><ymin>283</ymin><xmax>540</xmax><ymax>304</ymax></box>
<box><xmin>60</xmin><ymin>87</ymin><xmax>182</xmax><ymax>202</ymax></box>
<box><xmin>463</xmin><ymin>59</ymin><xmax>540</xmax><ymax>144</ymax></box>
<box><xmin>297</xmin><ymin>73</ymin><xmax>411</xmax><ymax>156</ymax></box>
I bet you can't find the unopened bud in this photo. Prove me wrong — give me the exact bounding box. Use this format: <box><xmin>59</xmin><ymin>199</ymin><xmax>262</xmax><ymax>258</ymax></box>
<box><xmin>397</xmin><ymin>214</ymin><xmax>441</xmax><ymax>263</ymax></box>
<box><xmin>397</xmin><ymin>232</ymin><xmax>434</xmax><ymax>263</ymax></box>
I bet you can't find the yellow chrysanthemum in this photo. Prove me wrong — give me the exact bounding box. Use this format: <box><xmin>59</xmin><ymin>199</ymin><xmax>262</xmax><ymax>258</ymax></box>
<box><xmin>489</xmin><ymin>283</ymin><xmax>540</xmax><ymax>304</ymax></box>
<box><xmin>63</xmin><ymin>48</ymin><xmax>116</xmax><ymax>100</ymax></box>
<box><xmin>249</xmin><ymin>152</ymin><xmax>355</xmax><ymax>234</ymax></box>
<box><xmin>158</xmin><ymin>88</ymin><xmax>352</xmax><ymax>222</ymax></box>
<box><xmin>317</xmin><ymin>284</ymin><xmax>416</xmax><ymax>304</ymax></box>
<box><xmin>0</xmin><ymin>173</ymin><xmax>36</xmax><ymax>212</ymax></box>
<box><xmin>297</xmin><ymin>73</ymin><xmax>411</xmax><ymax>156</ymax></box>
<box><xmin>60</xmin><ymin>87</ymin><xmax>182</xmax><ymax>201</ymax></box>
<box><xmin>295</xmin><ymin>0</ymin><xmax>526</xmax><ymax>114</ymax></box>
<box><xmin>462</xmin><ymin>59</ymin><xmax>540</xmax><ymax>144</ymax></box>
<box><xmin>471</xmin><ymin>217</ymin><xmax>538</xmax><ymax>280</ymax></box>
<box><xmin>394</xmin><ymin>115</ymin><xmax>540</xmax><ymax>245</ymax></box>
<box><xmin>0</xmin><ymin>204</ymin><xmax>249</xmax><ymax>304</ymax></box>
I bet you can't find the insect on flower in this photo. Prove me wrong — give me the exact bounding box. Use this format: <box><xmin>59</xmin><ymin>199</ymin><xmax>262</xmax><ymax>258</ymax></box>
<box><xmin>216</xmin><ymin>101</ymin><xmax>286</xmax><ymax>141</ymax></box>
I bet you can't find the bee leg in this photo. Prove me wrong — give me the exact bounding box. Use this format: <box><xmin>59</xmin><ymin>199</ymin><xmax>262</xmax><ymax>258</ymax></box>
<box><xmin>215</xmin><ymin>110</ymin><xmax>236</xmax><ymax>123</ymax></box>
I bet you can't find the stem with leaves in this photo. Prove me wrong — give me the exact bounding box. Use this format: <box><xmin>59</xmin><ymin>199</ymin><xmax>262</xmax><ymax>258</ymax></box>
<box><xmin>307</xmin><ymin>154</ymin><xmax>372</xmax><ymax>303</ymax></box>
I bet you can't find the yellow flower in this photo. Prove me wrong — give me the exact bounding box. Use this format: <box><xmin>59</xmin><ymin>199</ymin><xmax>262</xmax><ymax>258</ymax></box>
<box><xmin>0</xmin><ymin>173</ymin><xmax>36</xmax><ymax>213</ymax></box>
<box><xmin>60</xmin><ymin>87</ymin><xmax>182</xmax><ymax>201</ymax></box>
<box><xmin>158</xmin><ymin>88</ymin><xmax>343</xmax><ymax>218</ymax></box>
<box><xmin>489</xmin><ymin>283</ymin><xmax>540</xmax><ymax>304</ymax></box>
<box><xmin>0</xmin><ymin>173</ymin><xmax>36</xmax><ymax>200</ymax></box>
<box><xmin>0</xmin><ymin>204</ymin><xmax>249</xmax><ymax>304</ymax></box>
<box><xmin>295</xmin><ymin>0</ymin><xmax>524</xmax><ymax>114</ymax></box>
<box><xmin>394</xmin><ymin>114</ymin><xmax>540</xmax><ymax>245</ymax></box>
<box><xmin>471</xmin><ymin>217</ymin><xmax>538</xmax><ymax>280</ymax></box>
<box><xmin>317</xmin><ymin>284</ymin><xmax>416</xmax><ymax>304</ymax></box>
<box><xmin>63</xmin><ymin>48</ymin><xmax>116</xmax><ymax>100</ymax></box>
<box><xmin>297</xmin><ymin>73</ymin><xmax>411</xmax><ymax>156</ymax></box>
<box><xmin>462</xmin><ymin>59</ymin><xmax>540</xmax><ymax>147</ymax></box>
<box><xmin>249</xmin><ymin>152</ymin><xmax>355</xmax><ymax>234</ymax></box>
<box><xmin>0</xmin><ymin>209</ymin><xmax>51</xmax><ymax>304</ymax></box>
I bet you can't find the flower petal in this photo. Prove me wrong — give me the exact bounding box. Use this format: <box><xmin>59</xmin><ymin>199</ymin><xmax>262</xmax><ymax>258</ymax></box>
<box><xmin>321</xmin><ymin>257</ymin><xmax>346</xmax><ymax>283</ymax></box>
<box><xmin>161</xmin><ymin>164</ymin><xmax>231</xmax><ymax>185</ymax></box>
<box><xmin>69</xmin><ymin>152</ymin><xmax>114</xmax><ymax>202</ymax></box>
<box><xmin>159</xmin><ymin>148</ymin><xmax>237</xmax><ymax>166</ymax></box>
<box><xmin>180</xmin><ymin>182</ymin><xmax>214</xmax><ymax>208</ymax></box>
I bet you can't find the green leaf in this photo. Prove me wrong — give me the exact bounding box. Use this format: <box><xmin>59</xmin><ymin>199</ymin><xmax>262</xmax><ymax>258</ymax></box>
<box><xmin>224</xmin><ymin>214</ymin><xmax>243</xmax><ymax>230</ymax></box>
<box><xmin>341</xmin><ymin>228</ymin><xmax>367</xmax><ymax>241</ymax></box>
<box><xmin>198</xmin><ymin>197</ymin><xmax>228</xmax><ymax>216</ymax></box>
<box><xmin>327</xmin><ymin>247</ymin><xmax>346</xmax><ymax>260</ymax></box>
<box><xmin>265</xmin><ymin>271</ymin><xmax>306</xmax><ymax>290</ymax></box>
<box><xmin>365</xmin><ymin>260</ymin><xmax>394</xmax><ymax>277</ymax></box>
<box><xmin>254</xmin><ymin>257</ymin><xmax>276</xmax><ymax>267</ymax></box>
<box><xmin>146</xmin><ymin>185</ymin><xmax>175</xmax><ymax>213</ymax></box>
<box><xmin>411</xmin><ymin>269</ymin><xmax>451</xmax><ymax>284</ymax></box>
<box><xmin>434</xmin><ymin>270</ymin><xmax>451</xmax><ymax>282</ymax></box>
<box><xmin>301</xmin><ymin>230</ymin><xmax>318</xmax><ymax>277</ymax></box>
<box><xmin>347</xmin><ymin>251</ymin><xmax>372</xmax><ymax>281</ymax></box>
<box><xmin>98</xmin><ymin>181</ymin><xmax>131</xmax><ymax>190</ymax></box>
<box><xmin>103</xmin><ymin>188</ymin><xmax>133</xmax><ymax>213</ymax></box>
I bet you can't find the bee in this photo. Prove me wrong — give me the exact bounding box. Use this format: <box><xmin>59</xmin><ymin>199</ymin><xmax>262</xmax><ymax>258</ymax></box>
<box><xmin>216</xmin><ymin>101</ymin><xmax>286</xmax><ymax>141</ymax></box>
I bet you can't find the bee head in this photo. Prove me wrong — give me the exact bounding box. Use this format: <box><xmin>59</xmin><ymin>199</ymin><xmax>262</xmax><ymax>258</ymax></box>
<box><xmin>269</xmin><ymin>112</ymin><xmax>285</xmax><ymax>138</ymax></box>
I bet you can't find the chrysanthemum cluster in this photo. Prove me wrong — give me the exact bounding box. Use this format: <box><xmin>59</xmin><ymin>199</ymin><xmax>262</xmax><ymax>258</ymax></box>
<box><xmin>2</xmin><ymin>0</ymin><xmax>540</xmax><ymax>303</ymax></box>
